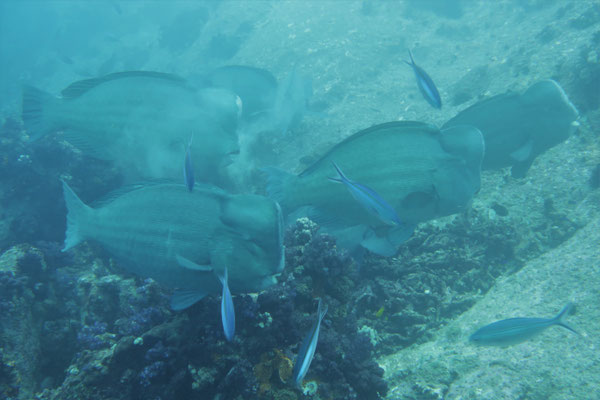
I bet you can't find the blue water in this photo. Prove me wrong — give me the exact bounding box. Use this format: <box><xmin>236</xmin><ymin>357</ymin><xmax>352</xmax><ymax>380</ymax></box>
<box><xmin>0</xmin><ymin>1</ymin><xmax>598</xmax><ymax>399</ymax></box>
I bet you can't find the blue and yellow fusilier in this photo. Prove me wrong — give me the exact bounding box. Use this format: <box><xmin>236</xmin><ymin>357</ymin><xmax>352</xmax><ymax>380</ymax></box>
<box><xmin>174</xmin><ymin>256</ymin><xmax>236</xmax><ymax>341</ymax></box>
<box><xmin>218</xmin><ymin>268</ymin><xmax>235</xmax><ymax>342</ymax></box>
<box><xmin>183</xmin><ymin>134</ymin><xmax>195</xmax><ymax>192</ymax></box>
<box><xmin>329</xmin><ymin>161</ymin><xmax>402</xmax><ymax>227</ymax></box>
<box><xmin>292</xmin><ymin>299</ymin><xmax>328</xmax><ymax>388</ymax></box>
<box><xmin>404</xmin><ymin>50</ymin><xmax>442</xmax><ymax>109</ymax></box>
<box><xmin>470</xmin><ymin>303</ymin><xmax>579</xmax><ymax>346</ymax></box>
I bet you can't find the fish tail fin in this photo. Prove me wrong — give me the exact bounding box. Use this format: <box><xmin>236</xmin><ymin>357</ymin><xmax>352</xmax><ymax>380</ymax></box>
<box><xmin>61</xmin><ymin>180</ymin><xmax>93</xmax><ymax>252</ymax></box>
<box><xmin>406</xmin><ymin>49</ymin><xmax>415</xmax><ymax>66</ymax></box>
<box><xmin>317</xmin><ymin>298</ymin><xmax>328</xmax><ymax>321</ymax></box>
<box><xmin>22</xmin><ymin>85</ymin><xmax>59</xmax><ymax>140</ymax></box>
<box><xmin>328</xmin><ymin>161</ymin><xmax>347</xmax><ymax>183</ymax></box>
<box><xmin>553</xmin><ymin>302</ymin><xmax>579</xmax><ymax>335</ymax></box>
<box><xmin>217</xmin><ymin>267</ymin><xmax>228</xmax><ymax>287</ymax></box>
<box><xmin>262</xmin><ymin>167</ymin><xmax>296</xmax><ymax>211</ymax></box>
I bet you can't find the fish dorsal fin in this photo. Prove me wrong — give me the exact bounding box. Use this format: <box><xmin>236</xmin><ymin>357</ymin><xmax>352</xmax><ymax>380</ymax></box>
<box><xmin>300</xmin><ymin>121</ymin><xmax>438</xmax><ymax>177</ymax></box>
<box><xmin>90</xmin><ymin>182</ymin><xmax>165</xmax><ymax>207</ymax></box>
<box><xmin>61</xmin><ymin>71</ymin><xmax>189</xmax><ymax>98</ymax></box>
<box><xmin>442</xmin><ymin>92</ymin><xmax>519</xmax><ymax>128</ymax></box>
<box><xmin>90</xmin><ymin>181</ymin><xmax>227</xmax><ymax>207</ymax></box>
<box><xmin>209</xmin><ymin>65</ymin><xmax>278</xmax><ymax>87</ymax></box>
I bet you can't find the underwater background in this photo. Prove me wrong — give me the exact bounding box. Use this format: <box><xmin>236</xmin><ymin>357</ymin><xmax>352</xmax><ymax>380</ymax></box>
<box><xmin>0</xmin><ymin>1</ymin><xmax>599</xmax><ymax>399</ymax></box>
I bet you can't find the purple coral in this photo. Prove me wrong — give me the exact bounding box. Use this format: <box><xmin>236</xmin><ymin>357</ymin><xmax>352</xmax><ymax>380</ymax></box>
<box><xmin>145</xmin><ymin>341</ymin><xmax>171</xmax><ymax>362</ymax></box>
<box><xmin>138</xmin><ymin>361</ymin><xmax>167</xmax><ymax>387</ymax></box>
<box><xmin>77</xmin><ymin>321</ymin><xmax>109</xmax><ymax>350</ymax></box>
<box><xmin>116</xmin><ymin>306</ymin><xmax>167</xmax><ymax>336</ymax></box>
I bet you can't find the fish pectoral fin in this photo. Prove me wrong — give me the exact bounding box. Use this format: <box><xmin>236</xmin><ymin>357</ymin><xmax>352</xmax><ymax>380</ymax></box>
<box><xmin>360</xmin><ymin>228</ymin><xmax>397</xmax><ymax>257</ymax></box>
<box><xmin>387</xmin><ymin>223</ymin><xmax>415</xmax><ymax>246</ymax></box>
<box><xmin>307</xmin><ymin>206</ymin><xmax>346</xmax><ymax>229</ymax></box>
<box><xmin>361</xmin><ymin>224</ymin><xmax>414</xmax><ymax>257</ymax></box>
<box><xmin>170</xmin><ymin>290</ymin><xmax>207</xmax><ymax>311</ymax></box>
<box><xmin>510</xmin><ymin>157</ymin><xmax>535</xmax><ymax>179</ymax></box>
<box><xmin>175</xmin><ymin>254</ymin><xmax>213</xmax><ymax>272</ymax></box>
<box><xmin>509</xmin><ymin>139</ymin><xmax>533</xmax><ymax>162</ymax></box>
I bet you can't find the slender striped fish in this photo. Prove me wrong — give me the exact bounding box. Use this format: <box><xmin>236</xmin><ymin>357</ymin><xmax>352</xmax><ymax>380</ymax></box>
<box><xmin>183</xmin><ymin>134</ymin><xmax>195</xmax><ymax>192</ymax></box>
<box><xmin>218</xmin><ymin>268</ymin><xmax>235</xmax><ymax>342</ymax></box>
<box><xmin>405</xmin><ymin>50</ymin><xmax>442</xmax><ymax>109</ymax></box>
<box><xmin>292</xmin><ymin>299</ymin><xmax>328</xmax><ymax>388</ymax></box>
<box><xmin>470</xmin><ymin>303</ymin><xmax>578</xmax><ymax>346</ymax></box>
<box><xmin>329</xmin><ymin>161</ymin><xmax>402</xmax><ymax>226</ymax></box>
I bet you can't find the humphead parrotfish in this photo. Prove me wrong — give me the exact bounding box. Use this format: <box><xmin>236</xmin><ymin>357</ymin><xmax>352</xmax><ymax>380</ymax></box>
<box><xmin>202</xmin><ymin>65</ymin><xmax>312</xmax><ymax>136</ymax></box>
<box><xmin>61</xmin><ymin>181</ymin><xmax>284</xmax><ymax>310</ymax></box>
<box><xmin>266</xmin><ymin>121</ymin><xmax>484</xmax><ymax>256</ymax></box>
<box><xmin>442</xmin><ymin>79</ymin><xmax>579</xmax><ymax>178</ymax></box>
<box><xmin>22</xmin><ymin>71</ymin><xmax>242</xmax><ymax>184</ymax></box>
<box><xmin>271</xmin><ymin>66</ymin><xmax>313</xmax><ymax>135</ymax></box>
<box><xmin>202</xmin><ymin>65</ymin><xmax>278</xmax><ymax>122</ymax></box>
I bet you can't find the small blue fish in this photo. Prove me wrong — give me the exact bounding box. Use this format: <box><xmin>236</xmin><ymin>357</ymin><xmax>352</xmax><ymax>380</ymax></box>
<box><xmin>292</xmin><ymin>299</ymin><xmax>328</xmax><ymax>388</ymax></box>
<box><xmin>183</xmin><ymin>134</ymin><xmax>194</xmax><ymax>192</ymax></box>
<box><xmin>329</xmin><ymin>161</ymin><xmax>402</xmax><ymax>226</ymax></box>
<box><xmin>470</xmin><ymin>303</ymin><xmax>578</xmax><ymax>346</ymax></box>
<box><xmin>218</xmin><ymin>268</ymin><xmax>235</xmax><ymax>342</ymax></box>
<box><xmin>405</xmin><ymin>50</ymin><xmax>442</xmax><ymax>109</ymax></box>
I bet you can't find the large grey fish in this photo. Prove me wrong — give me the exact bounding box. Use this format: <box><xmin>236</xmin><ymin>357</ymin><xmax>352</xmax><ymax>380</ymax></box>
<box><xmin>271</xmin><ymin>66</ymin><xmax>313</xmax><ymax>135</ymax></box>
<box><xmin>266</xmin><ymin>121</ymin><xmax>484</xmax><ymax>256</ymax></box>
<box><xmin>203</xmin><ymin>65</ymin><xmax>312</xmax><ymax>136</ymax></box>
<box><xmin>202</xmin><ymin>65</ymin><xmax>278</xmax><ymax>122</ymax></box>
<box><xmin>470</xmin><ymin>303</ymin><xmax>578</xmax><ymax>346</ymax></box>
<box><xmin>443</xmin><ymin>79</ymin><xmax>579</xmax><ymax>178</ymax></box>
<box><xmin>22</xmin><ymin>71</ymin><xmax>242</xmax><ymax>183</ymax></box>
<box><xmin>61</xmin><ymin>181</ymin><xmax>284</xmax><ymax>310</ymax></box>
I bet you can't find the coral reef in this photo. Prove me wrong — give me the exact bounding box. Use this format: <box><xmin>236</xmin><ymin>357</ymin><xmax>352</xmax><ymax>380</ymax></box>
<box><xmin>0</xmin><ymin>188</ymin><xmax>587</xmax><ymax>400</ymax></box>
<box><xmin>0</xmin><ymin>2</ymin><xmax>597</xmax><ymax>400</ymax></box>
<box><xmin>0</xmin><ymin>215</ymin><xmax>392</xmax><ymax>400</ymax></box>
<box><xmin>0</xmin><ymin>117</ymin><xmax>122</xmax><ymax>250</ymax></box>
